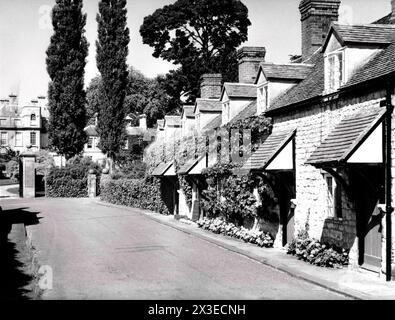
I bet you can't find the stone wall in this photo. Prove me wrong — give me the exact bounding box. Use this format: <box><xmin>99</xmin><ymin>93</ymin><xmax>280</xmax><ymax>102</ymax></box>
<box><xmin>272</xmin><ymin>87</ymin><xmax>389</xmax><ymax>265</ymax></box>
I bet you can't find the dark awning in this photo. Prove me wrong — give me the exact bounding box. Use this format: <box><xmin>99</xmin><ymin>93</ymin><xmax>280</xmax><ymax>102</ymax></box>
<box><xmin>178</xmin><ymin>155</ymin><xmax>206</xmax><ymax>175</ymax></box>
<box><xmin>241</xmin><ymin>128</ymin><xmax>296</xmax><ymax>172</ymax></box>
<box><xmin>306</xmin><ymin>105</ymin><xmax>386</xmax><ymax>167</ymax></box>
<box><xmin>151</xmin><ymin>161</ymin><xmax>173</xmax><ymax>176</ymax></box>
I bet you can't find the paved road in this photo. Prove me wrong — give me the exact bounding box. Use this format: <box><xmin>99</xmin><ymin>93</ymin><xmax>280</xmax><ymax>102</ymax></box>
<box><xmin>1</xmin><ymin>198</ymin><xmax>349</xmax><ymax>300</ymax></box>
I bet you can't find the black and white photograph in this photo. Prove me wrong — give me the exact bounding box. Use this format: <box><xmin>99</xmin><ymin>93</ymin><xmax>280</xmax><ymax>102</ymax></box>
<box><xmin>0</xmin><ymin>0</ymin><xmax>395</xmax><ymax>309</ymax></box>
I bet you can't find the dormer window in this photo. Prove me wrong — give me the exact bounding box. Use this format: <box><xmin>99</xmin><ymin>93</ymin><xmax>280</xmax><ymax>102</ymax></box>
<box><xmin>257</xmin><ymin>85</ymin><xmax>268</xmax><ymax>114</ymax></box>
<box><xmin>325</xmin><ymin>50</ymin><xmax>345</xmax><ymax>93</ymax></box>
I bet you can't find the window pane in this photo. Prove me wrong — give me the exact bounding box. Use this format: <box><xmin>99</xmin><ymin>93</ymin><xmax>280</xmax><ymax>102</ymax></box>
<box><xmin>1</xmin><ymin>132</ymin><xmax>7</xmax><ymax>146</ymax></box>
<box><xmin>30</xmin><ymin>132</ymin><xmax>36</xmax><ymax>146</ymax></box>
<box><xmin>15</xmin><ymin>132</ymin><xmax>22</xmax><ymax>146</ymax></box>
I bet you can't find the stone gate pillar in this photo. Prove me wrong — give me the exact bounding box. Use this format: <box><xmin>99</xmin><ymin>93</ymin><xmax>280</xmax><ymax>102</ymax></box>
<box><xmin>20</xmin><ymin>153</ymin><xmax>36</xmax><ymax>198</ymax></box>
<box><xmin>87</xmin><ymin>170</ymin><xmax>97</xmax><ymax>198</ymax></box>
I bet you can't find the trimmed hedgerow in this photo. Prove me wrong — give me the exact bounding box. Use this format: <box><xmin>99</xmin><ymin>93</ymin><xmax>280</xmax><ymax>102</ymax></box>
<box><xmin>100</xmin><ymin>177</ymin><xmax>170</xmax><ymax>215</ymax></box>
<box><xmin>46</xmin><ymin>166</ymin><xmax>88</xmax><ymax>198</ymax></box>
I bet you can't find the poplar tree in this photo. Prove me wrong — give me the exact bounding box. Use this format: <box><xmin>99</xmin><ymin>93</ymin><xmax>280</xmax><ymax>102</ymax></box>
<box><xmin>46</xmin><ymin>0</ymin><xmax>89</xmax><ymax>159</ymax></box>
<box><xmin>96</xmin><ymin>0</ymin><xmax>130</xmax><ymax>161</ymax></box>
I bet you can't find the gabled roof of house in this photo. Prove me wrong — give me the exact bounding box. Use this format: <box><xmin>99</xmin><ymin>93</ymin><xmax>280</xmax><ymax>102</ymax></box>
<box><xmin>267</xmin><ymin>52</ymin><xmax>324</xmax><ymax>114</ymax></box>
<box><xmin>164</xmin><ymin>115</ymin><xmax>181</xmax><ymax>127</ymax></box>
<box><xmin>373</xmin><ymin>13</ymin><xmax>392</xmax><ymax>25</ymax></box>
<box><xmin>194</xmin><ymin>99</ymin><xmax>222</xmax><ymax>113</ymax></box>
<box><xmin>323</xmin><ymin>23</ymin><xmax>395</xmax><ymax>51</ymax></box>
<box><xmin>182</xmin><ymin>105</ymin><xmax>195</xmax><ymax>118</ymax></box>
<box><xmin>221</xmin><ymin>83</ymin><xmax>257</xmax><ymax>100</ymax></box>
<box><xmin>201</xmin><ymin>114</ymin><xmax>222</xmax><ymax>133</ymax></box>
<box><xmin>228</xmin><ymin>100</ymin><xmax>257</xmax><ymax>125</ymax></box>
<box><xmin>342</xmin><ymin>41</ymin><xmax>395</xmax><ymax>88</ymax></box>
<box><xmin>306</xmin><ymin>105</ymin><xmax>386</xmax><ymax>166</ymax></box>
<box><xmin>258</xmin><ymin>63</ymin><xmax>313</xmax><ymax>82</ymax></box>
<box><xmin>242</xmin><ymin>128</ymin><xmax>296</xmax><ymax>171</ymax></box>
<box><xmin>84</xmin><ymin>125</ymin><xmax>98</xmax><ymax>137</ymax></box>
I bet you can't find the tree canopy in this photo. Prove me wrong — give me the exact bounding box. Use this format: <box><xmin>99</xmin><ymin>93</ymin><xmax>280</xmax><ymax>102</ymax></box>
<box><xmin>46</xmin><ymin>0</ymin><xmax>89</xmax><ymax>159</ymax></box>
<box><xmin>140</xmin><ymin>0</ymin><xmax>251</xmax><ymax>103</ymax></box>
<box><xmin>96</xmin><ymin>0</ymin><xmax>130</xmax><ymax>160</ymax></box>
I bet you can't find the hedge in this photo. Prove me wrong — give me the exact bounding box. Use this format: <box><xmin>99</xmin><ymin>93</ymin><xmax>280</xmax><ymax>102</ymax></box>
<box><xmin>46</xmin><ymin>166</ymin><xmax>88</xmax><ymax>198</ymax></box>
<box><xmin>100</xmin><ymin>177</ymin><xmax>170</xmax><ymax>215</ymax></box>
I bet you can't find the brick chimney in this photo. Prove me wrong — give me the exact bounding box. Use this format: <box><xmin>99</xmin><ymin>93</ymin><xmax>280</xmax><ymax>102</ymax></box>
<box><xmin>8</xmin><ymin>94</ymin><xmax>18</xmax><ymax>106</ymax></box>
<box><xmin>200</xmin><ymin>74</ymin><xmax>223</xmax><ymax>99</ymax></box>
<box><xmin>391</xmin><ymin>0</ymin><xmax>395</xmax><ymax>24</ymax></box>
<box><xmin>299</xmin><ymin>0</ymin><xmax>341</xmax><ymax>61</ymax></box>
<box><xmin>139</xmin><ymin>114</ymin><xmax>147</xmax><ymax>130</ymax></box>
<box><xmin>237</xmin><ymin>47</ymin><xmax>266</xmax><ymax>84</ymax></box>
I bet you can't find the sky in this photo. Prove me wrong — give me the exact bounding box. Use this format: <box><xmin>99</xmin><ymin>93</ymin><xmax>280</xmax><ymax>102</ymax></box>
<box><xmin>0</xmin><ymin>0</ymin><xmax>391</xmax><ymax>104</ymax></box>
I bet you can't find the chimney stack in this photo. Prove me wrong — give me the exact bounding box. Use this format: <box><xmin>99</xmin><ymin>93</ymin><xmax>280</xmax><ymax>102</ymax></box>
<box><xmin>299</xmin><ymin>0</ymin><xmax>341</xmax><ymax>61</ymax></box>
<box><xmin>200</xmin><ymin>74</ymin><xmax>223</xmax><ymax>99</ymax></box>
<box><xmin>8</xmin><ymin>94</ymin><xmax>18</xmax><ymax>106</ymax></box>
<box><xmin>139</xmin><ymin>114</ymin><xmax>147</xmax><ymax>131</ymax></box>
<box><xmin>391</xmin><ymin>0</ymin><xmax>395</xmax><ymax>24</ymax></box>
<box><xmin>237</xmin><ymin>47</ymin><xmax>266</xmax><ymax>84</ymax></box>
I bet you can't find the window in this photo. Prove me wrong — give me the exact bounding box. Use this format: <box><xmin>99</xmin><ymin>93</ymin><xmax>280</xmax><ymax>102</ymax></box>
<box><xmin>30</xmin><ymin>114</ymin><xmax>37</xmax><ymax>126</ymax></box>
<box><xmin>0</xmin><ymin>132</ymin><xmax>8</xmax><ymax>146</ymax></box>
<box><xmin>15</xmin><ymin>132</ymin><xmax>22</xmax><ymax>147</ymax></box>
<box><xmin>326</xmin><ymin>175</ymin><xmax>342</xmax><ymax>219</ymax></box>
<box><xmin>30</xmin><ymin>132</ymin><xmax>37</xmax><ymax>146</ymax></box>
<box><xmin>0</xmin><ymin>119</ymin><xmax>6</xmax><ymax>126</ymax></box>
<box><xmin>257</xmin><ymin>85</ymin><xmax>269</xmax><ymax>114</ymax></box>
<box><xmin>325</xmin><ymin>50</ymin><xmax>344</xmax><ymax>93</ymax></box>
<box><xmin>87</xmin><ymin>137</ymin><xmax>94</xmax><ymax>149</ymax></box>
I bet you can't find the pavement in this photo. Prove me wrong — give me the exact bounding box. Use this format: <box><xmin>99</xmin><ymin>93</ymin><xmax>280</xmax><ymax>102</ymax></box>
<box><xmin>0</xmin><ymin>198</ymin><xmax>353</xmax><ymax>300</ymax></box>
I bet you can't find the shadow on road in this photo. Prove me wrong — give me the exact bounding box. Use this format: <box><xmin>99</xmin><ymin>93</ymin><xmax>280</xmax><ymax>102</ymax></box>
<box><xmin>0</xmin><ymin>207</ymin><xmax>42</xmax><ymax>300</ymax></box>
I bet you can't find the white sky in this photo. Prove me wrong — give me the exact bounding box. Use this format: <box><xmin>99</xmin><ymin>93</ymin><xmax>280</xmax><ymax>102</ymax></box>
<box><xmin>0</xmin><ymin>0</ymin><xmax>390</xmax><ymax>104</ymax></box>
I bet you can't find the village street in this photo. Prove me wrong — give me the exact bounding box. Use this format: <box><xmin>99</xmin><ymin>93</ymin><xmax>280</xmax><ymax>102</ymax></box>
<box><xmin>1</xmin><ymin>198</ymin><xmax>349</xmax><ymax>300</ymax></box>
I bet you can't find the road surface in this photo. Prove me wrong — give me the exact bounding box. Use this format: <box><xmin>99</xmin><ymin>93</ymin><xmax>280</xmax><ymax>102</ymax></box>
<box><xmin>1</xmin><ymin>198</ymin><xmax>349</xmax><ymax>300</ymax></box>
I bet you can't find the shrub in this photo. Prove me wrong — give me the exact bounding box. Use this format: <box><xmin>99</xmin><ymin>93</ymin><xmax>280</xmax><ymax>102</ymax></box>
<box><xmin>286</xmin><ymin>230</ymin><xmax>349</xmax><ymax>268</ymax></box>
<box><xmin>197</xmin><ymin>217</ymin><xmax>274</xmax><ymax>248</ymax></box>
<box><xmin>100</xmin><ymin>176</ymin><xmax>170</xmax><ymax>215</ymax></box>
<box><xmin>46</xmin><ymin>166</ymin><xmax>88</xmax><ymax>198</ymax></box>
<box><xmin>6</xmin><ymin>160</ymin><xmax>19</xmax><ymax>182</ymax></box>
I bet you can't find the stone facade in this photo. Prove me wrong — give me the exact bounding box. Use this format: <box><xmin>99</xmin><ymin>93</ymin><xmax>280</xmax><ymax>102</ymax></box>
<box><xmin>271</xmin><ymin>85</ymin><xmax>395</xmax><ymax>270</ymax></box>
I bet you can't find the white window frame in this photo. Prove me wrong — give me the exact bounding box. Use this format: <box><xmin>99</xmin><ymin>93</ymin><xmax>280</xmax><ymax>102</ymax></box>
<box><xmin>0</xmin><ymin>132</ymin><xmax>8</xmax><ymax>146</ymax></box>
<box><xmin>325</xmin><ymin>48</ymin><xmax>345</xmax><ymax>94</ymax></box>
<box><xmin>257</xmin><ymin>83</ymin><xmax>269</xmax><ymax>114</ymax></box>
<box><xmin>324</xmin><ymin>173</ymin><xmax>343</xmax><ymax>219</ymax></box>
<box><xmin>15</xmin><ymin>132</ymin><xmax>23</xmax><ymax>147</ymax></box>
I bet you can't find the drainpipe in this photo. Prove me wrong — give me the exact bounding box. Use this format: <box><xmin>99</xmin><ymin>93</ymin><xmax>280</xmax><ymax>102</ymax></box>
<box><xmin>384</xmin><ymin>80</ymin><xmax>394</xmax><ymax>282</ymax></box>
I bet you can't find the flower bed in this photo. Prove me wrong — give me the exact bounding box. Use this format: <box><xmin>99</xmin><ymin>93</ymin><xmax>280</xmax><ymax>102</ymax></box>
<box><xmin>197</xmin><ymin>217</ymin><xmax>274</xmax><ymax>248</ymax></box>
<box><xmin>286</xmin><ymin>232</ymin><xmax>349</xmax><ymax>268</ymax></box>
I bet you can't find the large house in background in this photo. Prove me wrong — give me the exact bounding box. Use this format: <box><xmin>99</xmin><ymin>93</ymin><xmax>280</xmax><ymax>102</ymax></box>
<box><xmin>0</xmin><ymin>94</ymin><xmax>49</xmax><ymax>154</ymax></box>
<box><xmin>150</xmin><ymin>0</ymin><xmax>395</xmax><ymax>280</ymax></box>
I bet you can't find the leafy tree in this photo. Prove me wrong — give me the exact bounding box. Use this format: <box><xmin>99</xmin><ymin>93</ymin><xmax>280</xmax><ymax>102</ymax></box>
<box><xmin>96</xmin><ymin>0</ymin><xmax>130</xmax><ymax>160</ymax></box>
<box><xmin>86</xmin><ymin>75</ymin><xmax>104</xmax><ymax>123</ymax></box>
<box><xmin>46</xmin><ymin>0</ymin><xmax>89</xmax><ymax>159</ymax></box>
<box><xmin>140</xmin><ymin>0</ymin><xmax>251</xmax><ymax>103</ymax></box>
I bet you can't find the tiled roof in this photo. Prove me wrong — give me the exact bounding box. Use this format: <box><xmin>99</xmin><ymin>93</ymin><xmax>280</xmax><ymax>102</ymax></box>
<box><xmin>372</xmin><ymin>13</ymin><xmax>392</xmax><ymax>25</ymax></box>
<box><xmin>242</xmin><ymin>128</ymin><xmax>296</xmax><ymax>171</ymax></box>
<box><xmin>84</xmin><ymin>125</ymin><xmax>98</xmax><ymax>136</ymax></box>
<box><xmin>259</xmin><ymin>63</ymin><xmax>313</xmax><ymax>81</ymax></box>
<box><xmin>182</xmin><ymin>105</ymin><xmax>195</xmax><ymax>118</ymax></box>
<box><xmin>342</xmin><ymin>42</ymin><xmax>395</xmax><ymax>88</ymax></box>
<box><xmin>223</xmin><ymin>83</ymin><xmax>257</xmax><ymax>99</ymax></box>
<box><xmin>195</xmin><ymin>99</ymin><xmax>222</xmax><ymax>112</ymax></box>
<box><xmin>325</xmin><ymin>23</ymin><xmax>395</xmax><ymax>48</ymax></box>
<box><xmin>165</xmin><ymin>115</ymin><xmax>181</xmax><ymax>127</ymax></box>
<box><xmin>267</xmin><ymin>52</ymin><xmax>324</xmax><ymax>114</ymax></box>
<box><xmin>201</xmin><ymin>114</ymin><xmax>222</xmax><ymax>133</ymax></box>
<box><xmin>151</xmin><ymin>161</ymin><xmax>173</xmax><ymax>176</ymax></box>
<box><xmin>306</xmin><ymin>105</ymin><xmax>386</xmax><ymax>166</ymax></box>
<box><xmin>228</xmin><ymin>100</ymin><xmax>257</xmax><ymax>125</ymax></box>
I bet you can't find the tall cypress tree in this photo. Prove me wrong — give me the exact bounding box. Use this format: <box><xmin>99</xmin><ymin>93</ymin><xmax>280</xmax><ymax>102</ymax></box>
<box><xmin>96</xmin><ymin>0</ymin><xmax>130</xmax><ymax>161</ymax></box>
<box><xmin>46</xmin><ymin>0</ymin><xmax>89</xmax><ymax>160</ymax></box>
